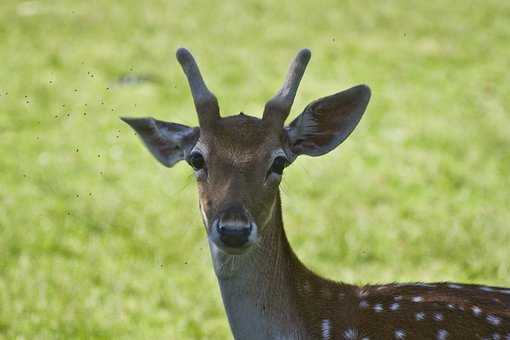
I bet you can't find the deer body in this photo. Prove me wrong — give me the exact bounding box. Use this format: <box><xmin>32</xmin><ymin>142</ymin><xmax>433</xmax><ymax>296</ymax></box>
<box><xmin>123</xmin><ymin>48</ymin><xmax>510</xmax><ymax>339</ymax></box>
<box><xmin>212</xmin><ymin>189</ymin><xmax>510</xmax><ymax>339</ymax></box>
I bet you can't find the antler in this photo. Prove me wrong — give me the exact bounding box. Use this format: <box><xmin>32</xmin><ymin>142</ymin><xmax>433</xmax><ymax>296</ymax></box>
<box><xmin>176</xmin><ymin>48</ymin><xmax>220</xmax><ymax>127</ymax></box>
<box><xmin>263</xmin><ymin>48</ymin><xmax>311</xmax><ymax>127</ymax></box>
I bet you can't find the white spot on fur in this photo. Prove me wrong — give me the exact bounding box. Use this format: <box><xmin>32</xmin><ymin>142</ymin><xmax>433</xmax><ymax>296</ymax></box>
<box><xmin>390</xmin><ymin>303</ymin><xmax>400</xmax><ymax>311</ymax></box>
<box><xmin>472</xmin><ymin>306</ymin><xmax>482</xmax><ymax>316</ymax></box>
<box><xmin>321</xmin><ymin>319</ymin><xmax>331</xmax><ymax>339</ymax></box>
<box><xmin>482</xmin><ymin>336</ymin><xmax>501</xmax><ymax>340</ymax></box>
<box><xmin>487</xmin><ymin>315</ymin><xmax>501</xmax><ymax>326</ymax></box>
<box><xmin>394</xmin><ymin>329</ymin><xmax>406</xmax><ymax>339</ymax></box>
<box><xmin>394</xmin><ymin>296</ymin><xmax>403</xmax><ymax>301</ymax></box>
<box><xmin>437</xmin><ymin>329</ymin><xmax>449</xmax><ymax>340</ymax></box>
<box><xmin>415</xmin><ymin>312</ymin><xmax>425</xmax><ymax>320</ymax></box>
<box><xmin>447</xmin><ymin>304</ymin><xmax>456</xmax><ymax>310</ymax></box>
<box><xmin>373</xmin><ymin>304</ymin><xmax>383</xmax><ymax>312</ymax></box>
<box><xmin>480</xmin><ymin>287</ymin><xmax>495</xmax><ymax>292</ymax></box>
<box><xmin>343</xmin><ymin>328</ymin><xmax>358</xmax><ymax>339</ymax></box>
<box><xmin>448</xmin><ymin>284</ymin><xmax>462</xmax><ymax>289</ymax></box>
<box><xmin>433</xmin><ymin>312</ymin><xmax>444</xmax><ymax>321</ymax></box>
<box><xmin>412</xmin><ymin>296</ymin><xmax>424</xmax><ymax>302</ymax></box>
<box><xmin>357</xmin><ymin>288</ymin><xmax>369</xmax><ymax>298</ymax></box>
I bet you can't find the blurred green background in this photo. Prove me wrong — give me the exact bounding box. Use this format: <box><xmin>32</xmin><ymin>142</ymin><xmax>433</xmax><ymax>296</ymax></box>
<box><xmin>1</xmin><ymin>0</ymin><xmax>509</xmax><ymax>338</ymax></box>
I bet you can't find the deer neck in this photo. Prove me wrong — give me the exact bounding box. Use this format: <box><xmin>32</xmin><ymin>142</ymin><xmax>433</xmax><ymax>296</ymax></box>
<box><xmin>208</xmin><ymin>192</ymin><xmax>350</xmax><ymax>340</ymax></box>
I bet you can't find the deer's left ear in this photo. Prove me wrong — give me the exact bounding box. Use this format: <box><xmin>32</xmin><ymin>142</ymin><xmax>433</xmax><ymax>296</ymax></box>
<box><xmin>121</xmin><ymin>117</ymin><xmax>199</xmax><ymax>167</ymax></box>
<box><xmin>285</xmin><ymin>84</ymin><xmax>371</xmax><ymax>158</ymax></box>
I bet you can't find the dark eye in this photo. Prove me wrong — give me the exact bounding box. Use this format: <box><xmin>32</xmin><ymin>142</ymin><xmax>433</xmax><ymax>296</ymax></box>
<box><xmin>187</xmin><ymin>152</ymin><xmax>205</xmax><ymax>171</ymax></box>
<box><xmin>269</xmin><ymin>156</ymin><xmax>288</xmax><ymax>176</ymax></box>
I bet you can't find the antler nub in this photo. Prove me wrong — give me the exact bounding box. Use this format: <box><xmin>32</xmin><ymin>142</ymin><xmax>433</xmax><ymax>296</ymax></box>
<box><xmin>263</xmin><ymin>48</ymin><xmax>311</xmax><ymax>127</ymax></box>
<box><xmin>176</xmin><ymin>48</ymin><xmax>220</xmax><ymax>127</ymax></box>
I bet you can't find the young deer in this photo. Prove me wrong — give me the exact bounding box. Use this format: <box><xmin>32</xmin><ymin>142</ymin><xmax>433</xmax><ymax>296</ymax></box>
<box><xmin>122</xmin><ymin>48</ymin><xmax>510</xmax><ymax>339</ymax></box>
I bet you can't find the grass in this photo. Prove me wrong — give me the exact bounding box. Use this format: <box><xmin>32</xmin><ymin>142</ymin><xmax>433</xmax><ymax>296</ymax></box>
<box><xmin>1</xmin><ymin>0</ymin><xmax>509</xmax><ymax>338</ymax></box>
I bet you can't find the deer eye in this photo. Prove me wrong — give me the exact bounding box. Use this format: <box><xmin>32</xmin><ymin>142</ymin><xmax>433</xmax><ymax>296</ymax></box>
<box><xmin>269</xmin><ymin>156</ymin><xmax>288</xmax><ymax>176</ymax></box>
<box><xmin>187</xmin><ymin>152</ymin><xmax>205</xmax><ymax>171</ymax></box>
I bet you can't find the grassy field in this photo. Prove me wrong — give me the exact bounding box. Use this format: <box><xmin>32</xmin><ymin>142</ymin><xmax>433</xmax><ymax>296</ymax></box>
<box><xmin>1</xmin><ymin>0</ymin><xmax>509</xmax><ymax>338</ymax></box>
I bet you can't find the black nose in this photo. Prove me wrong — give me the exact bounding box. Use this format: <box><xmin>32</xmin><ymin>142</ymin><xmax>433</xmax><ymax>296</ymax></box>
<box><xmin>216</xmin><ymin>222</ymin><xmax>252</xmax><ymax>247</ymax></box>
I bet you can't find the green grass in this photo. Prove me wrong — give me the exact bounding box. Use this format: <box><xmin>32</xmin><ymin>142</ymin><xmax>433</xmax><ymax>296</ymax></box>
<box><xmin>1</xmin><ymin>0</ymin><xmax>509</xmax><ymax>338</ymax></box>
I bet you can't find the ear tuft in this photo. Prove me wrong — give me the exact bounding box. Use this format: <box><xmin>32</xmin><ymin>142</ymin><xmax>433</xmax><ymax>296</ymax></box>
<box><xmin>121</xmin><ymin>116</ymin><xmax>148</xmax><ymax>128</ymax></box>
<box><xmin>351</xmin><ymin>84</ymin><xmax>371</xmax><ymax>106</ymax></box>
<box><xmin>121</xmin><ymin>116</ymin><xmax>157</xmax><ymax>136</ymax></box>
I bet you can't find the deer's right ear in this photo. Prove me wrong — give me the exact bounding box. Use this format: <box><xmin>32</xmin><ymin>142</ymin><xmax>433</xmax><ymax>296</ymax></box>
<box><xmin>121</xmin><ymin>117</ymin><xmax>199</xmax><ymax>167</ymax></box>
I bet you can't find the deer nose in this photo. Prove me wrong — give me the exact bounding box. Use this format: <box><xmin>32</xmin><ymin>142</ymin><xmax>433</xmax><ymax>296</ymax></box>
<box><xmin>214</xmin><ymin>205</ymin><xmax>255</xmax><ymax>248</ymax></box>
<box><xmin>216</xmin><ymin>222</ymin><xmax>253</xmax><ymax>248</ymax></box>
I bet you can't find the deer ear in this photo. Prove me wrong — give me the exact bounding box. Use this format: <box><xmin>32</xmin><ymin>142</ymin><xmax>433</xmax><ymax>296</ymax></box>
<box><xmin>121</xmin><ymin>117</ymin><xmax>199</xmax><ymax>167</ymax></box>
<box><xmin>285</xmin><ymin>85</ymin><xmax>371</xmax><ymax>157</ymax></box>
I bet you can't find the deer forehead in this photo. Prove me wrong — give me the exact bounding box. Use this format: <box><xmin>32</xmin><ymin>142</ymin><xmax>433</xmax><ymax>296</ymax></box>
<box><xmin>199</xmin><ymin>114</ymin><xmax>283</xmax><ymax>163</ymax></box>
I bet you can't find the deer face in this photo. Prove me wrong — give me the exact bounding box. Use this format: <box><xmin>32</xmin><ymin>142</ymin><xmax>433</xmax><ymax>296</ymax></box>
<box><xmin>191</xmin><ymin>117</ymin><xmax>286</xmax><ymax>254</ymax></box>
<box><xmin>123</xmin><ymin>48</ymin><xmax>370</xmax><ymax>255</ymax></box>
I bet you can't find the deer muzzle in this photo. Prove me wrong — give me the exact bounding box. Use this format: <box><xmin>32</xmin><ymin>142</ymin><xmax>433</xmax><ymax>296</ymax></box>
<box><xmin>210</xmin><ymin>205</ymin><xmax>258</xmax><ymax>255</ymax></box>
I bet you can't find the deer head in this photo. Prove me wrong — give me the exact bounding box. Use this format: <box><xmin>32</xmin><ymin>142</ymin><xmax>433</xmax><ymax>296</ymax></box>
<box><xmin>122</xmin><ymin>48</ymin><xmax>370</xmax><ymax>256</ymax></box>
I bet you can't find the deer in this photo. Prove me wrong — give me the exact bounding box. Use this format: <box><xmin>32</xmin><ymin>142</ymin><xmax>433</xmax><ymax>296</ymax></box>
<box><xmin>121</xmin><ymin>48</ymin><xmax>510</xmax><ymax>339</ymax></box>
